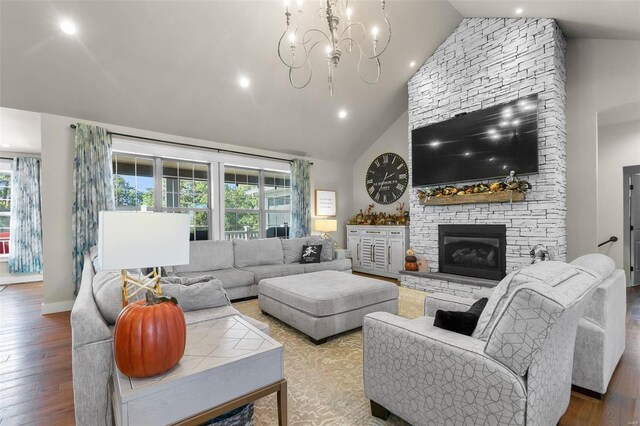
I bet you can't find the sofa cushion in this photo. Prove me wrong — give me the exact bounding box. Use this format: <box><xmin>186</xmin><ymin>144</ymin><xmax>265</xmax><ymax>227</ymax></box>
<box><xmin>473</xmin><ymin>261</ymin><xmax>581</xmax><ymax>340</ymax></box>
<box><xmin>160</xmin><ymin>276</ymin><xmax>231</xmax><ymax>311</ymax></box>
<box><xmin>282</xmin><ymin>238</ymin><xmax>308</xmax><ymax>264</ymax></box>
<box><xmin>570</xmin><ymin>254</ymin><xmax>615</xmax><ymax>279</ymax></box>
<box><xmin>302</xmin><ymin>259</ymin><xmax>352</xmax><ymax>273</ymax></box>
<box><xmin>258</xmin><ymin>270</ymin><xmax>398</xmax><ymax>317</ymax></box>
<box><xmin>173</xmin><ymin>240</ymin><xmax>235</xmax><ymax>274</ymax></box>
<box><xmin>307</xmin><ymin>236</ymin><xmax>334</xmax><ymax>262</ymax></box>
<box><xmin>242</xmin><ymin>264</ymin><xmax>305</xmax><ymax>283</ymax></box>
<box><xmin>174</xmin><ymin>268</ymin><xmax>255</xmax><ymax>289</ymax></box>
<box><xmin>92</xmin><ymin>271</ymin><xmax>130</xmax><ymax>325</ymax></box>
<box><xmin>233</xmin><ymin>238</ymin><xmax>284</xmax><ymax>267</ymax></box>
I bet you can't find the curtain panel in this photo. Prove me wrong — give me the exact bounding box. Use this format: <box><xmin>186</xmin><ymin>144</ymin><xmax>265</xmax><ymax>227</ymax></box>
<box><xmin>72</xmin><ymin>123</ymin><xmax>115</xmax><ymax>292</ymax></box>
<box><xmin>290</xmin><ymin>159</ymin><xmax>311</xmax><ymax>238</ymax></box>
<box><xmin>8</xmin><ymin>157</ymin><xmax>43</xmax><ymax>274</ymax></box>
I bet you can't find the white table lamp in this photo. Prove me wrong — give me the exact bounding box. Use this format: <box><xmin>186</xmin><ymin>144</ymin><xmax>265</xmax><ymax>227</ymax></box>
<box><xmin>98</xmin><ymin>211</ymin><xmax>190</xmax><ymax>305</ymax></box>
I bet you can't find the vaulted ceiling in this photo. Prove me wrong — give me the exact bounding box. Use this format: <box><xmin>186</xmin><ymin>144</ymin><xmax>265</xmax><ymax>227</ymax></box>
<box><xmin>1</xmin><ymin>1</ymin><xmax>639</xmax><ymax>161</ymax></box>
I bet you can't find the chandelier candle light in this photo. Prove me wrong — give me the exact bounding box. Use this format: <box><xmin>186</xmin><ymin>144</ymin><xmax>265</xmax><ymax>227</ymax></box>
<box><xmin>278</xmin><ymin>0</ymin><xmax>391</xmax><ymax>95</ymax></box>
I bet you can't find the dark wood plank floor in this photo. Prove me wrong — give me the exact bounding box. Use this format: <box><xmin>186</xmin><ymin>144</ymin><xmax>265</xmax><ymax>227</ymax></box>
<box><xmin>1</xmin><ymin>282</ymin><xmax>639</xmax><ymax>425</ymax></box>
<box><xmin>0</xmin><ymin>283</ymin><xmax>75</xmax><ymax>426</ymax></box>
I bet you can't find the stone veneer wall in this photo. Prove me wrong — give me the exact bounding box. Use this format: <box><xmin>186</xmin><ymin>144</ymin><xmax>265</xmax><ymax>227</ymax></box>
<box><xmin>403</xmin><ymin>18</ymin><xmax>566</xmax><ymax>296</ymax></box>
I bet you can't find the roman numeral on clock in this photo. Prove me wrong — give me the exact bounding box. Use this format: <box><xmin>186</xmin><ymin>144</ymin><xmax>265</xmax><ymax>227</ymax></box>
<box><xmin>368</xmin><ymin>186</ymin><xmax>375</xmax><ymax>195</ymax></box>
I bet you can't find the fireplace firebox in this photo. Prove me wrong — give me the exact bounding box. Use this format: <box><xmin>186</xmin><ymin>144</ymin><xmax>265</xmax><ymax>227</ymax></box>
<box><xmin>438</xmin><ymin>224</ymin><xmax>507</xmax><ymax>280</ymax></box>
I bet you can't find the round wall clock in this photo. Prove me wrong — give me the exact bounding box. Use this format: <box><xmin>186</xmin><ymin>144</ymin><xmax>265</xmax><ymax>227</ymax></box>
<box><xmin>366</xmin><ymin>152</ymin><xmax>409</xmax><ymax>204</ymax></box>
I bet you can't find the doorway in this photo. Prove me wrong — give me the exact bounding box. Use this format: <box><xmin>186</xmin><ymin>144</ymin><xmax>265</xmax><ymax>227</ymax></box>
<box><xmin>624</xmin><ymin>165</ymin><xmax>640</xmax><ymax>286</ymax></box>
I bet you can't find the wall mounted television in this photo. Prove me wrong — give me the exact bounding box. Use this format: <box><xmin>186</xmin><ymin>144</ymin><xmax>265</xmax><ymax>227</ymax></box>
<box><xmin>411</xmin><ymin>94</ymin><xmax>539</xmax><ymax>187</ymax></box>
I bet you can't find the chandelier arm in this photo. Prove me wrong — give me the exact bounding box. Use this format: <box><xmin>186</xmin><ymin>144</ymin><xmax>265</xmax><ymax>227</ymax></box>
<box><xmin>339</xmin><ymin>21</ymin><xmax>365</xmax><ymax>41</ymax></box>
<box><xmin>348</xmin><ymin>38</ymin><xmax>382</xmax><ymax>85</ymax></box>
<box><xmin>288</xmin><ymin>38</ymin><xmax>327</xmax><ymax>88</ymax></box>
<box><xmin>301</xmin><ymin>28</ymin><xmax>331</xmax><ymax>45</ymax></box>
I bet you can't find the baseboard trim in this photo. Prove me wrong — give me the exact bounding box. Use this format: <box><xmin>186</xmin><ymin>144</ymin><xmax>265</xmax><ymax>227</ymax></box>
<box><xmin>0</xmin><ymin>273</ymin><xmax>43</xmax><ymax>285</ymax></box>
<box><xmin>41</xmin><ymin>299</ymin><xmax>75</xmax><ymax>315</ymax></box>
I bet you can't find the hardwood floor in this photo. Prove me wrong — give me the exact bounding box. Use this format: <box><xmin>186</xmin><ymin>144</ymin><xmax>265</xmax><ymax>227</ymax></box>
<box><xmin>0</xmin><ymin>283</ymin><xmax>75</xmax><ymax>426</ymax></box>
<box><xmin>1</xmin><ymin>282</ymin><xmax>639</xmax><ymax>425</ymax></box>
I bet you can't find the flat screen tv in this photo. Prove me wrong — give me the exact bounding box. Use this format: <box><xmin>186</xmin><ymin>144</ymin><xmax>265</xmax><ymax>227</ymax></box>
<box><xmin>411</xmin><ymin>94</ymin><xmax>539</xmax><ymax>187</ymax></box>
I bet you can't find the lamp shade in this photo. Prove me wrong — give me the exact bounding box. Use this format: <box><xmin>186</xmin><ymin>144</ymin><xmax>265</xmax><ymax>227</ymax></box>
<box><xmin>98</xmin><ymin>211</ymin><xmax>190</xmax><ymax>270</ymax></box>
<box><xmin>315</xmin><ymin>219</ymin><xmax>337</xmax><ymax>233</ymax></box>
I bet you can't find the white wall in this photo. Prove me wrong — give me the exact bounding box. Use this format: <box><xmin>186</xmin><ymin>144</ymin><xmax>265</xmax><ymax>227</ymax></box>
<box><xmin>39</xmin><ymin>112</ymin><xmax>353</xmax><ymax>313</ymax></box>
<box><xmin>597</xmin><ymin>119</ymin><xmax>640</xmax><ymax>271</ymax></box>
<box><xmin>352</xmin><ymin>110</ymin><xmax>409</xmax><ymax>215</ymax></box>
<box><xmin>565</xmin><ymin>39</ymin><xmax>640</xmax><ymax>260</ymax></box>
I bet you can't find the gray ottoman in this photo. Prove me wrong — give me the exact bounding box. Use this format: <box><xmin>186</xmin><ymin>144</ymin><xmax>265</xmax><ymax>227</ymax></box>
<box><xmin>258</xmin><ymin>271</ymin><xmax>399</xmax><ymax>344</ymax></box>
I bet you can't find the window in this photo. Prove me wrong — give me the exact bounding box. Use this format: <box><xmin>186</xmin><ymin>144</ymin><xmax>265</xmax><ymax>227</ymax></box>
<box><xmin>0</xmin><ymin>171</ymin><xmax>10</xmax><ymax>255</ymax></box>
<box><xmin>162</xmin><ymin>160</ymin><xmax>210</xmax><ymax>241</ymax></box>
<box><xmin>224</xmin><ymin>167</ymin><xmax>260</xmax><ymax>240</ymax></box>
<box><xmin>112</xmin><ymin>154</ymin><xmax>211</xmax><ymax>241</ymax></box>
<box><xmin>113</xmin><ymin>154</ymin><xmax>155</xmax><ymax>210</ymax></box>
<box><xmin>264</xmin><ymin>171</ymin><xmax>291</xmax><ymax>237</ymax></box>
<box><xmin>224</xmin><ymin>167</ymin><xmax>291</xmax><ymax>240</ymax></box>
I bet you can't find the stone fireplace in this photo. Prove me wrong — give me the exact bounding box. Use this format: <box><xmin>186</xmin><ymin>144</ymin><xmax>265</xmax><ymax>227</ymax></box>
<box><xmin>439</xmin><ymin>224</ymin><xmax>506</xmax><ymax>281</ymax></box>
<box><xmin>400</xmin><ymin>18</ymin><xmax>567</xmax><ymax>298</ymax></box>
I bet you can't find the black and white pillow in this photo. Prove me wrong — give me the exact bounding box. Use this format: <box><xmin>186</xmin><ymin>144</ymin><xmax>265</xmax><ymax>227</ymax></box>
<box><xmin>300</xmin><ymin>245</ymin><xmax>322</xmax><ymax>264</ymax></box>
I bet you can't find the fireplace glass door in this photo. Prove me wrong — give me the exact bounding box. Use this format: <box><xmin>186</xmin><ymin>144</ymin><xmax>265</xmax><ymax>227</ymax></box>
<box><xmin>439</xmin><ymin>224</ymin><xmax>506</xmax><ymax>280</ymax></box>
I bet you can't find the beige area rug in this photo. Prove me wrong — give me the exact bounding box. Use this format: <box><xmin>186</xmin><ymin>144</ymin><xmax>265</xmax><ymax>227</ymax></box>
<box><xmin>232</xmin><ymin>286</ymin><xmax>427</xmax><ymax>426</ymax></box>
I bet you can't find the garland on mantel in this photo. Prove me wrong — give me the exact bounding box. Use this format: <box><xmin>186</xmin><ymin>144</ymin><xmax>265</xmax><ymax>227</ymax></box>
<box><xmin>347</xmin><ymin>203</ymin><xmax>409</xmax><ymax>226</ymax></box>
<box><xmin>416</xmin><ymin>171</ymin><xmax>532</xmax><ymax>201</ymax></box>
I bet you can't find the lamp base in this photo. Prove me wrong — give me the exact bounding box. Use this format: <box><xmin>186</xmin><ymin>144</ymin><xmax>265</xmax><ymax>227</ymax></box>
<box><xmin>121</xmin><ymin>267</ymin><xmax>162</xmax><ymax>307</ymax></box>
<box><xmin>321</xmin><ymin>233</ymin><xmax>339</xmax><ymax>249</ymax></box>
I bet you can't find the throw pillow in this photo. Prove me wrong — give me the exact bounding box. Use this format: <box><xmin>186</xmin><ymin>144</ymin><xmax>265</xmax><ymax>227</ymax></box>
<box><xmin>434</xmin><ymin>298</ymin><xmax>488</xmax><ymax>336</ymax></box>
<box><xmin>307</xmin><ymin>236</ymin><xmax>334</xmax><ymax>262</ymax></box>
<box><xmin>300</xmin><ymin>245</ymin><xmax>322</xmax><ymax>263</ymax></box>
<box><xmin>160</xmin><ymin>276</ymin><xmax>231</xmax><ymax>311</ymax></box>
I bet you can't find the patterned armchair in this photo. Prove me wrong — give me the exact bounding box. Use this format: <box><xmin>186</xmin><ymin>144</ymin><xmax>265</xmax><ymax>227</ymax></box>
<box><xmin>363</xmin><ymin>260</ymin><xmax>603</xmax><ymax>425</ymax></box>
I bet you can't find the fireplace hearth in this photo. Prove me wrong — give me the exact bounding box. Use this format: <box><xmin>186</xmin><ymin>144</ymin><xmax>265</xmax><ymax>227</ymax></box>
<box><xmin>439</xmin><ymin>224</ymin><xmax>507</xmax><ymax>280</ymax></box>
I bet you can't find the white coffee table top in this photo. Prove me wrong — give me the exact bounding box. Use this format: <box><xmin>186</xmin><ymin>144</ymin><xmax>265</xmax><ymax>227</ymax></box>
<box><xmin>114</xmin><ymin>315</ymin><xmax>283</xmax><ymax>402</ymax></box>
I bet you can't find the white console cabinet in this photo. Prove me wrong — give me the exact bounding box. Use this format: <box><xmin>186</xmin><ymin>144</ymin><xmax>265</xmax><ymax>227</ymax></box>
<box><xmin>346</xmin><ymin>225</ymin><xmax>409</xmax><ymax>279</ymax></box>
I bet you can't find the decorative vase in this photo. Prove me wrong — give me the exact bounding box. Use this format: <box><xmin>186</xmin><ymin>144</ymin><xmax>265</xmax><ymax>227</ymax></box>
<box><xmin>113</xmin><ymin>291</ymin><xmax>186</xmax><ymax>378</ymax></box>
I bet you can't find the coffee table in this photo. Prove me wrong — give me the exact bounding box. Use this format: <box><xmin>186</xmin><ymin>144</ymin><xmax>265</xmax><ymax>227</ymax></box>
<box><xmin>259</xmin><ymin>270</ymin><xmax>399</xmax><ymax>344</ymax></box>
<box><xmin>111</xmin><ymin>315</ymin><xmax>286</xmax><ymax>425</ymax></box>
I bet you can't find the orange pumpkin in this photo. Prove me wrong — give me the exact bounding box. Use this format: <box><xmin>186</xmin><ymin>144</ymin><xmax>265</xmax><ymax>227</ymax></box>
<box><xmin>113</xmin><ymin>291</ymin><xmax>186</xmax><ymax>378</ymax></box>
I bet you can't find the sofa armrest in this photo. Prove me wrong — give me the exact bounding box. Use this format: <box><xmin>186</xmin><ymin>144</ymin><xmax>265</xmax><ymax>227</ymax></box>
<box><xmin>334</xmin><ymin>249</ymin><xmax>347</xmax><ymax>260</ymax></box>
<box><xmin>424</xmin><ymin>292</ymin><xmax>478</xmax><ymax>316</ymax></box>
<box><xmin>363</xmin><ymin>312</ymin><xmax>526</xmax><ymax>425</ymax></box>
<box><xmin>71</xmin><ymin>255</ymin><xmax>112</xmax><ymax>348</ymax></box>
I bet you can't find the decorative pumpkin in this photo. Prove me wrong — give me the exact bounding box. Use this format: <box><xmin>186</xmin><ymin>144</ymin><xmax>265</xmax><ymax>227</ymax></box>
<box><xmin>114</xmin><ymin>291</ymin><xmax>186</xmax><ymax>378</ymax></box>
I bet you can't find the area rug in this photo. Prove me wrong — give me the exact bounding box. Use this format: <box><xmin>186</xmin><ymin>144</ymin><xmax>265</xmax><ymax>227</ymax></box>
<box><xmin>232</xmin><ymin>286</ymin><xmax>427</xmax><ymax>425</ymax></box>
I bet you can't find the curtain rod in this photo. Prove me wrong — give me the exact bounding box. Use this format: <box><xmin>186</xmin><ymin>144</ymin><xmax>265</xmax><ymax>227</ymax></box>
<box><xmin>69</xmin><ymin>124</ymin><xmax>313</xmax><ymax>165</ymax></box>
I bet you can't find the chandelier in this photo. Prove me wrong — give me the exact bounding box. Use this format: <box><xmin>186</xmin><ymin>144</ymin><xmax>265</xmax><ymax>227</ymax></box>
<box><xmin>277</xmin><ymin>0</ymin><xmax>391</xmax><ymax>95</ymax></box>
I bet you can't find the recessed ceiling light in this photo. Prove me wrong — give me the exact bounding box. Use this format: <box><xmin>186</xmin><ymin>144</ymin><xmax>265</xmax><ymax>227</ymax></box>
<box><xmin>515</xmin><ymin>7</ymin><xmax>524</xmax><ymax>15</ymax></box>
<box><xmin>60</xmin><ymin>20</ymin><xmax>77</xmax><ymax>35</ymax></box>
<box><xmin>409</xmin><ymin>61</ymin><xmax>416</xmax><ymax>67</ymax></box>
<box><xmin>338</xmin><ymin>109</ymin><xmax>348</xmax><ymax>119</ymax></box>
<box><xmin>464</xmin><ymin>152</ymin><xmax>471</xmax><ymax>156</ymax></box>
<box><xmin>430</xmin><ymin>140</ymin><xmax>440</xmax><ymax>147</ymax></box>
<box><xmin>238</xmin><ymin>76</ymin><xmax>250</xmax><ymax>88</ymax></box>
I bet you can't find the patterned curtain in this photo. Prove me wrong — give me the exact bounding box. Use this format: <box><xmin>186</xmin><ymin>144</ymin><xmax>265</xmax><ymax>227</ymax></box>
<box><xmin>72</xmin><ymin>123</ymin><xmax>115</xmax><ymax>292</ymax></box>
<box><xmin>290</xmin><ymin>159</ymin><xmax>311</xmax><ymax>238</ymax></box>
<box><xmin>8</xmin><ymin>157</ymin><xmax>43</xmax><ymax>274</ymax></box>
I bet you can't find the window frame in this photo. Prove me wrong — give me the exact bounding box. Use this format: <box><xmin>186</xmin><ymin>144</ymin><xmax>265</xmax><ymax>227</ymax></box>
<box><xmin>0</xmin><ymin>169</ymin><xmax>11</xmax><ymax>257</ymax></box>
<box><xmin>223</xmin><ymin>166</ymin><xmax>291</xmax><ymax>240</ymax></box>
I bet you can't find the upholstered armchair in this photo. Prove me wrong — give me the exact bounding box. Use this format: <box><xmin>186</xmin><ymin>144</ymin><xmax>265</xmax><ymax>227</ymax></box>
<box><xmin>363</xmin><ymin>260</ymin><xmax>603</xmax><ymax>425</ymax></box>
<box><xmin>424</xmin><ymin>254</ymin><xmax>626</xmax><ymax>396</ymax></box>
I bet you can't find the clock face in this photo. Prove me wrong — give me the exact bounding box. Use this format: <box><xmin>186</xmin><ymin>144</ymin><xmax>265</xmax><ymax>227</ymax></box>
<box><xmin>366</xmin><ymin>153</ymin><xmax>409</xmax><ymax>204</ymax></box>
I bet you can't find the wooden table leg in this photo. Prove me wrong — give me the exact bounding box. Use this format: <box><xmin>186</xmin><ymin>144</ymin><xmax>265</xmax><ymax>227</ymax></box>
<box><xmin>277</xmin><ymin>380</ymin><xmax>288</xmax><ymax>426</ymax></box>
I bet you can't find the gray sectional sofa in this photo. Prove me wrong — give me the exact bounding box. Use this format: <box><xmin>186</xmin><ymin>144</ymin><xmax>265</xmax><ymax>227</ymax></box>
<box><xmin>71</xmin><ymin>236</ymin><xmax>350</xmax><ymax>426</ymax></box>
<box><xmin>165</xmin><ymin>237</ymin><xmax>352</xmax><ymax>300</ymax></box>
